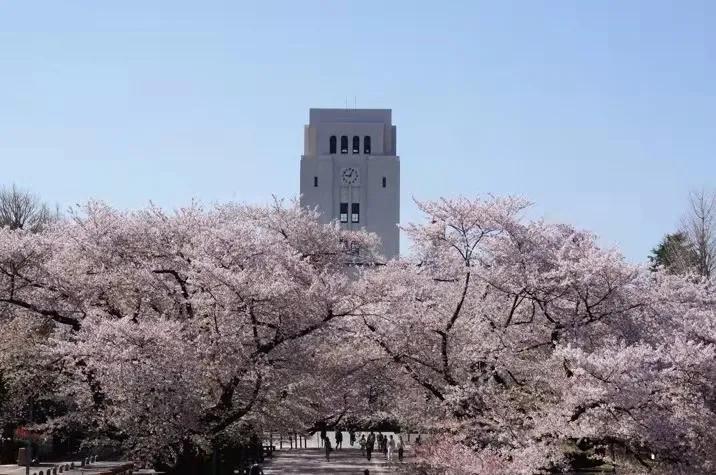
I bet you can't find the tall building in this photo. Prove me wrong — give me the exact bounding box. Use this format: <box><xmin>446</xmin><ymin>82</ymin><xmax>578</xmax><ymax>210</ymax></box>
<box><xmin>300</xmin><ymin>108</ymin><xmax>400</xmax><ymax>258</ymax></box>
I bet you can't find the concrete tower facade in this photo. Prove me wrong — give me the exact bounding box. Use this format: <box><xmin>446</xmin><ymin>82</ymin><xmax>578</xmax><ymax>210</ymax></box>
<box><xmin>300</xmin><ymin>108</ymin><xmax>400</xmax><ymax>258</ymax></box>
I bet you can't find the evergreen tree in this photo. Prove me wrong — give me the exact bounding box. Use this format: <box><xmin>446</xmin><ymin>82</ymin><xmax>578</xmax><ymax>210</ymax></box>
<box><xmin>649</xmin><ymin>232</ymin><xmax>697</xmax><ymax>274</ymax></box>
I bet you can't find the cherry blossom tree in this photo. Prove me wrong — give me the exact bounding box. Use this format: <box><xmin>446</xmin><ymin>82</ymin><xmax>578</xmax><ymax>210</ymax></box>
<box><xmin>0</xmin><ymin>200</ymin><xmax>379</xmax><ymax>464</ymax></box>
<box><xmin>1</xmin><ymin>195</ymin><xmax>713</xmax><ymax>474</ymax></box>
<box><xmin>357</xmin><ymin>196</ymin><xmax>715</xmax><ymax>474</ymax></box>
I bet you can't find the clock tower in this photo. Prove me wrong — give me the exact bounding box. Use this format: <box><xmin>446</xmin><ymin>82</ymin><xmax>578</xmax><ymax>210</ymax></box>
<box><xmin>300</xmin><ymin>108</ymin><xmax>400</xmax><ymax>258</ymax></box>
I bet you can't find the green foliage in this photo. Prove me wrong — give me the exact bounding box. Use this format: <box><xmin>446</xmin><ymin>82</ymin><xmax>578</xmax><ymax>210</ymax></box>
<box><xmin>649</xmin><ymin>232</ymin><xmax>697</xmax><ymax>274</ymax></box>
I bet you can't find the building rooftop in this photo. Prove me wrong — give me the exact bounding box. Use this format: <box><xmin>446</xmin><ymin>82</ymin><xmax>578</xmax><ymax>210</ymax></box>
<box><xmin>309</xmin><ymin>108</ymin><xmax>392</xmax><ymax>124</ymax></box>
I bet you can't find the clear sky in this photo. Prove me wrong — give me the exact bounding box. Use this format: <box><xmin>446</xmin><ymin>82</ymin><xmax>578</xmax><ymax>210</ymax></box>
<box><xmin>1</xmin><ymin>1</ymin><xmax>714</xmax><ymax>261</ymax></box>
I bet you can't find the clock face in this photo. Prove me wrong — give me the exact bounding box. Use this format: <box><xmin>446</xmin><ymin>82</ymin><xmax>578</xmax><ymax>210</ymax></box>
<box><xmin>341</xmin><ymin>167</ymin><xmax>359</xmax><ymax>185</ymax></box>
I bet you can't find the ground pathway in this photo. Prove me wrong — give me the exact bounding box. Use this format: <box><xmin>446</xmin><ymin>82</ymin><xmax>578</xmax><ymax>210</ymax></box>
<box><xmin>0</xmin><ymin>461</ymin><xmax>135</xmax><ymax>475</ymax></box>
<box><xmin>263</xmin><ymin>448</ymin><xmax>411</xmax><ymax>474</ymax></box>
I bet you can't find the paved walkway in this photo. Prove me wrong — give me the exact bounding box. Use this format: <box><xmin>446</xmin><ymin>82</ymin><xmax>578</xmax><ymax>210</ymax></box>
<box><xmin>263</xmin><ymin>448</ymin><xmax>410</xmax><ymax>474</ymax></box>
<box><xmin>0</xmin><ymin>461</ymin><xmax>134</xmax><ymax>475</ymax></box>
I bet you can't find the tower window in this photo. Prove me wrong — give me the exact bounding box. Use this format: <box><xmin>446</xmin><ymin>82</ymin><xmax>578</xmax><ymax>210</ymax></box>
<box><xmin>314</xmin><ymin>176</ymin><xmax>318</xmax><ymax>187</ymax></box>
<box><xmin>352</xmin><ymin>136</ymin><xmax>360</xmax><ymax>153</ymax></box>
<box><xmin>351</xmin><ymin>203</ymin><xmax>360</xmax><ymax>223</ymax></box>
<box><xmin>340</xmin><ymin>203</ymin><xmax>348</xmax><ymax>223</ymax></box>
<box><xmin>340</xmin><ymin>136</ymin><xmax>348</xmax><ymax>154</ymax></box>
<box><xmin>382</xmin><ymin>176</ymin><xmax>386</xmax><ymax>188</ymax></box>
<box><xmin>329</xmin><ymin>136</ymin><xmax>337</xmax><ymax>154</ymax></box>
<box><xmin>364</xmin><ymin>136</ymin><xmax>371</xmax><ymax>154</ymax></box>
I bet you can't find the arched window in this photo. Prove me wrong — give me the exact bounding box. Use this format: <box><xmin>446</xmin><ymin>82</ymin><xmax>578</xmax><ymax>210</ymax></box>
<box><xmin>340</xmin><ymin>136</ymin><xmax>348</xmax><ymax>154</ymax></box>
<box><xmin>364</xmin><ymin>136</ymin><xmax>371</xmax><ymax>154</ymax></box>
<box><xmin>352</xmin><ymin>136</ymin><xmax>360</xmax><ymax>153</ymax></box>
<box><xmin>329</xmin><ymin>136</ymin><xmax>337</xmax><ymax>154</ymax></box>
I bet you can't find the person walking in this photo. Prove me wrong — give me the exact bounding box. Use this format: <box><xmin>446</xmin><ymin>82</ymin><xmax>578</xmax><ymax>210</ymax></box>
<box><xmin>359</xmin><ymin>434</ymin><xmax>367</xmax><ymax>456</ymax></box>
<box><xmin>324</xmin><ymin>436</ymin><xmax>332</xmax><ymax>462</ymax></box>
<box><xmin>335</xmin><ymin>430</ymin><xmax>343</xmax><ymax>450</ymax></box>
<box><xmin>366</xmin><ymin>431</ymin><xmax>376</xmax><ymax>461</ymax></box>
<box><xmin>320</xmin><ymin>426</ymin><xmax>327</xmax><ymax>447</ymax></box>
<box><xmin>397</xmin><ymin>435</ymin><xmax>405</xmax><ymax>462</ymax></box>
<box><xmin>387</xmin><ymin>435</ymin><xmax>396</xmax><ymax>462</ymax></box>
<box><xmin>349</xmin><ymin>430</ymin><xmax>356</xmax><ymax>447</ymax></box>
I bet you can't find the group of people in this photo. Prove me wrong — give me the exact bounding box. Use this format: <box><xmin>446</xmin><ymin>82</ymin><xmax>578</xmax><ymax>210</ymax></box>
<box><xmin>320</xmin><ymin>429</ymin><xmax>408</xmax><ymax>463</ymax></box>
<box><xmin>359</xmin><ymin>431</ymin><xmax>404</xmax><ymax>462</ymax></box>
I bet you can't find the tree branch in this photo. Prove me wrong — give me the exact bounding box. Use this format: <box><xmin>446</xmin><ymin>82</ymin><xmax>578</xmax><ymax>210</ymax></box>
<box><xmin>0</xmin><ymin>297</ymin><xmax>81</xmax><ymax>330</ymax></box>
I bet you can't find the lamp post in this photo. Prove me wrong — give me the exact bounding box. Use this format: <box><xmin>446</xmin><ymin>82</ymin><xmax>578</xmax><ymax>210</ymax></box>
<box><xmin>26</xmin><ymin>402</ymin><xmax>33</xmax><ymax>475</ymax></box>
<box><xmin>24</xmin><ymin>441</ymin><xmax>29</xmax><ymax>475</ymax></box>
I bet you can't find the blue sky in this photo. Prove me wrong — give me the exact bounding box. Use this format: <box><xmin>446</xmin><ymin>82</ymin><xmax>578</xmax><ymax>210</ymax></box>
<box><xmin>1</xmin><ymin>1</ymin><xmax>714</xmax><ymax>261</ymax></box>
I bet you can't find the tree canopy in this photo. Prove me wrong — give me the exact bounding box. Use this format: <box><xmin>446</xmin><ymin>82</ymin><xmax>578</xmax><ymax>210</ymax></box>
<box><xmin>0</xmin><ymin>197</ymin><xmax>714</xmax><ymax>473</ymax></box>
